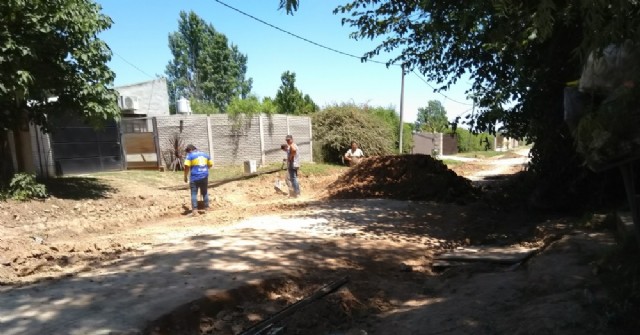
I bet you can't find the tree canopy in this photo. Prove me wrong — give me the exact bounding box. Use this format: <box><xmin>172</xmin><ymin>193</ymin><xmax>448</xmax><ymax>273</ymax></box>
<box><xmin>281</xmin><ymin>0</ymin><xmax>640</xmax><ymax>207</ymax></box>
<box><xmin>0</xmin><ymin>0</ymin><xmax>119</xmax><ymax>133</ymax></box>
<box><xmin>274</xmin><ymin>71</ymin><xmax>318</xmax><ymax>115</ymax></box>
<box><xmin>165</xmin><ymin>11</ymin><xmax>252</xmax><ymax>113</ymax></box>
<box><xmin>415</xmin><ymin>100</ymin><xmax>448</xmax><ymax>133</ymax></box>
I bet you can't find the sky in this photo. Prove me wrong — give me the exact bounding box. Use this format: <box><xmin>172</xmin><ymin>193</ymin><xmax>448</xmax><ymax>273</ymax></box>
<box><xmin>96</xmin><ymin>0</ymin><xmax>474</xmax><ymax>123</ymax></box>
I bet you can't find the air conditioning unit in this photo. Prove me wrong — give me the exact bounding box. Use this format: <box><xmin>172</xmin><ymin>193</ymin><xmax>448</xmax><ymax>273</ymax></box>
<box><xmin>118</xmin><ymin>95</ymin><xmax>139</xmax><ymax>110</ymax></box>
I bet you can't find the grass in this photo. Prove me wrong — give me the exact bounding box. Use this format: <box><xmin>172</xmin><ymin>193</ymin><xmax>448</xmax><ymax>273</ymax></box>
<box><xmin>440</xmin><ymin>159</ymin><xmax>464</xmax><ymax>167</ymax></box>
<box><xmin>87</xmin><ymin>162</ymin><xmax>346</xmax><ymax>188</ymax></box>
<box><xmin>456</xmin><ymin>150</ymin><xmax>505</xmax><ymax>158</ymax></box>
<box><xmin>44</xmin><ymin>177</ymin><xmax>116</xmax><ymax>200</ymax></box>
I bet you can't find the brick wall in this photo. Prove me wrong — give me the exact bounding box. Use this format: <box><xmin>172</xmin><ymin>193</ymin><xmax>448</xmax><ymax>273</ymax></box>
<box><xmin>155</xmin><ymin>114</ymin><xmax>312</xmax><ymax>167</ymax></box>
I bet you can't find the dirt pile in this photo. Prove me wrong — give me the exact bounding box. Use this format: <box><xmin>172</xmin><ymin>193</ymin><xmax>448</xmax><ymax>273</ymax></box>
<box><xmin>327</xmin><ymin>155</ymin><xmax>479</xmax><ymax>202</ymax></box>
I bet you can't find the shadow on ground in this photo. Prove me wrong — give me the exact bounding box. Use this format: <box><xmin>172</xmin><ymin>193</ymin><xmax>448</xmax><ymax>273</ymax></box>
<box><xmin>0</xmin><ymin>194</ymin><xmax>626</xmax><ymax>335</ymax></box>
<box><xmin>44</xmin><ymin>177</ymin><xmax>116</xmax><ymax>200</ymax></box>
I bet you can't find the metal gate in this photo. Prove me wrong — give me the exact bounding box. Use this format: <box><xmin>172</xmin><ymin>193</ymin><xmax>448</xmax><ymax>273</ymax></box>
<box><xmin>50</xmin><ymin>116</ymin><xmax>123</xmax><ymax>175</ymax></box>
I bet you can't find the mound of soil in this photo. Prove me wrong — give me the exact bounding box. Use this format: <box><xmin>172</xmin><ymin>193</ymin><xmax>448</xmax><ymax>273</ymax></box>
<box><xmin>327</xmin><ymin>155</ymin><xmax>478</xmax><ymax>202</ymax></box>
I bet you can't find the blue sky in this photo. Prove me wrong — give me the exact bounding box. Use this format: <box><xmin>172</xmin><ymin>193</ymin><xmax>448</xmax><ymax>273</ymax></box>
<box><xmin>97</xmin><ymin>0</ymin><xmax>473</xmax><ymax>123</ymax></box>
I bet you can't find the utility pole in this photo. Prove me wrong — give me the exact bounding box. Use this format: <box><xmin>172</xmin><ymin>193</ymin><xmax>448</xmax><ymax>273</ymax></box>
<box><xmin>467</xmin><ymin>100</ymin><xmax>475</xmax><ymax>150</ymax></box>
<box><xmin>399</xmin><ymin>65</ymin><xmax>405</xmax><ymax>154</ymax></box>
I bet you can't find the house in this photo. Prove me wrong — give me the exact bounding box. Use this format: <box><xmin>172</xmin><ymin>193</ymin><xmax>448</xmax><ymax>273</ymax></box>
<box><xmin>6</xmin><ymin>78</ymin><xmax>170</xmax><ymax>178</ymax></box>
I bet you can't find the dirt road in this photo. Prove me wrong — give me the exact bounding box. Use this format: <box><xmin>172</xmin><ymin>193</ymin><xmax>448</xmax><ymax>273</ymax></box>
<box><xmin>0</xmin><ymin>152</ymin><xmax>624</xmax><ymax>334</ymax></box>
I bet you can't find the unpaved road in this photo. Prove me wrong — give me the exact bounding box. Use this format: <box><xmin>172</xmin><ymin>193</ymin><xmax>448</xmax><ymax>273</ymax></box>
<box><xmin>0</xmin><ymin>151</ymin><xmax>625</xmax><ymax>334</ymax></box>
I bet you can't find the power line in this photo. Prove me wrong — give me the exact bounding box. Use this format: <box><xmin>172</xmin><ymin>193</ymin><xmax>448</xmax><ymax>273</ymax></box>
<box><xmin>212</xmin><ymin>0</ymin><xmax>473</xmax><ymax>104</ymax></box>
<box><xmin>113</xmin><ymin>51</ymin><xmax>155</xmax><ymax>79</ymax></box>
<box><xmin>213</xmin><ymin>0</ymin><xmax>474</xmax><ymax>110</ymax></box>
<box><xmin>454</xmin><ymin>107</ymin><xmax>474</xmax><ymax>119</ymax></box>
<box><xmin>411</xmin><ymin>70</ymin><xmax>473</xmax><ymax>106</ymax></box>
<box><xmin>211</xmin><ymin>0</ymin><xmax>388</xmax><ymax>65</ymax></box>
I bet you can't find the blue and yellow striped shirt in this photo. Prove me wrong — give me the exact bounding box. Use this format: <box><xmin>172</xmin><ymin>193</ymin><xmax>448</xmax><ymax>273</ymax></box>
<box><xmin>184</xmin><ymin>150</ymin><xmax>213</xmax><ymax>181</ymax></box>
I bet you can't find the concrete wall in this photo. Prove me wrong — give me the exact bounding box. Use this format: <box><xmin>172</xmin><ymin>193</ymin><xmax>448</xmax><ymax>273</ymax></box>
<box><xmin>495</xmin><ymin>134</ymin><xmax>521</xmax><ymax>151</ymax></box>
<box><xmin>156</xmin><ymin>114</ymin><xmax>312</xmax><ymax>167</ymax></box>
<box><xmin>115</xmin><ymin>78</ymin><xmax>170</xmax><ymax>117</ymax></box>
<box><xmin>412</xmin><ymin>132</ymin><xmax>442</xmax><ymax>156</ymax></box>
<box><xmin>412</xmin><ymin>132</ymin><xmax>459</xmax><ymax>156</ymax></box>
<box><xmin>28</xmin><ymin>125</ymin><xmax>55</xmax><ymax>177</ymax></box>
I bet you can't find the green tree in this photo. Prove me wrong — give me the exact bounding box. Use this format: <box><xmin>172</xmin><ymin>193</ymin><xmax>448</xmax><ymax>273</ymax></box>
<box><xmin>0</xmin><ymin>0</ymin><xmax>119</xmax><ymax>183</ymax></box>
<box><xmin>231</xmin><ymin>45</ymin><xmax>253</xmax><ymax>99</ymax></box>
<box><xmin>274</xmin><ymin>71</ymin><xmax>319</xmax><ymax>115</ymax></box>
<box><xmin>227</xmin><ymin>94</ymin><xmax>277</xmax><ymax>117</ymax></box>
<box><xmin>165</xmin><ymin>11</ymin><xmax>252</xmax><ymax>113</ymax></box>
<box><xmin>416</xmin><ymin>100</ymin><xmax>448</xmax><ymax>133</ymax></box>
<box><xmin>282</xmin><ymin>0</ymin><xmax>640</xmax><ymax>208</ymax></box>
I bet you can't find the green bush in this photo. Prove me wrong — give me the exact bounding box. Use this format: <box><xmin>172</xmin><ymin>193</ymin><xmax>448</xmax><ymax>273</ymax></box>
<box><xmin>368</xmin><ymin>106</ymin><xmax>413</xmax><ymax>153</ymax></box>
<box><xmin>455</xmin><ymin>128</ymin><xmax>495</xmax><ymax>152</ymax></box>
<box><xmin>312</xmin><ymin>103</ymin><xmax>396</xmax><ymax>163</ymax></box>
<box><xmin>9</xmin><ymin>173</ymin><xmax>47</xmax><ymax>201</ymax></box>
<box><xmin>190</xmin><ymin>99</ymin><xmax>220</xmax><ymax>114</ymax></box>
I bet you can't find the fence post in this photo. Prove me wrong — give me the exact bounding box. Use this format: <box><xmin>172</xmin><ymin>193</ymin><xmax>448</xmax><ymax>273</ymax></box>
<box><xmin>308</xmin><ymin>116</ymin><xmax>313</xmax><ymax>163</ymax></box>
<box><xmin>207</xmin><ymin>115</ymin><xmax>214</xmax><ymax>161</ymax></box>
<box><xmin>259</xmin><ymin>114</ymin><xmax>266</xmax><ymax>165</ymax></box>
<box><xmin>152</xmin><ymin>117</ymin><xmax>161</xmax><ymax>169</ymax></box>
<box><xmin>119</xmin><ymin>123</ymin><xmax>128</xmax><ymax>171</ymax></box>
<box><xmin>286</xmin><ymin>115</ymin><xmax>290</xmax><ymax>135</ymax></box>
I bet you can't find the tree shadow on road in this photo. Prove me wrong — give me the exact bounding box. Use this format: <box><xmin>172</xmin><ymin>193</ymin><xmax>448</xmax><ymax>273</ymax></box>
<box><xmin>0</xmin><ymin>197</ymin><xmax>615</xmax><ymax>335</ymax></box>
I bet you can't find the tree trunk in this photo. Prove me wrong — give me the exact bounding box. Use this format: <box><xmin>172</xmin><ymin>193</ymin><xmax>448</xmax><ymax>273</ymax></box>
<box><xmin>0</xmin><ymin>131</ymin><xmax>15</xmax><ymax>187</ymax></box>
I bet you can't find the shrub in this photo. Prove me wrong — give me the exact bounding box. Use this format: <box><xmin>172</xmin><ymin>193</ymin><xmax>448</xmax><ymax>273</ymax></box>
<box><xmin>190</xmin><ymin>99</ymin><xmax>220</xmax><ymax>114</ymax></box>
<box><xmin>368</xmin><ymin>106</ymin><xmax>414</xmax><ymax>153</ymax></box>
<box><xmin>455</xmin><ymin>128</ymin><xmax>495</xmax><ymax>152</ymax></box>
<box><xmin>9</xmin><ymin>173</ymin><xmax>47</xmax><ymax>201</ymax></box>
<box><xmin>312</xmin><ymin>103</ymin><xmax>396</xmax><ymax>163</ymax></box>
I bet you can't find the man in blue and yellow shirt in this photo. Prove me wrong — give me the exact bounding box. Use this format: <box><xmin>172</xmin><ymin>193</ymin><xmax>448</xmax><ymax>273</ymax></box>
<box><xmin>183</xmin><ymin>144</ymin><xmax>213</xmax><ymax>216</ymax></box>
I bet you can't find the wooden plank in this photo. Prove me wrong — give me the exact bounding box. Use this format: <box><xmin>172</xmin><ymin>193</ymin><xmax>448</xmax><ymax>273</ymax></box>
<box><xmin>159</xmin><ymin>166</ymin><xmax>284</xmax><ymax>191</ymax></box>
<box><xmin>126</xmin><ymin>161</ymin><xmax>158</xmax><ymax>169</ymax></box>
<box><xmin>240</xmin><ymin>276</ymin><xmax>349</xmax><ymax>335</ymax></box>
<box><xmin>123</xmin><ymin>133</ymin><xmax>156</xmax><ymax>154</ymax></box>
<box><xmin>433</xmin><ymin>246</ymin><xmax>538</xmax><ymax>264</ymax></box>
<box><xmin>431</xmin><ymin>260</ymin><xmax>471</xmax><ymax>269</ymax></box>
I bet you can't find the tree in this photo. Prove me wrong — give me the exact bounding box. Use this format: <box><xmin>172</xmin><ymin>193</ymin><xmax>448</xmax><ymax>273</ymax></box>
<box><xmin>415</xmin><ymin>100</ymin><xmax>448</xmax><ymax>133</ymax></box>
<box><xmin>0</xmin><ymin>0</ymin><xmax>118</xmax><ymax>183</ymax></box>
<box><xmin>165</xmin><ymin>11</ymin><xmax>252</xmax><ymax>113</ymax></box>
<box><xmin>281</xmin><ymin>0</ymin><xmax>640</xmax><ymax>208</ymax></box>
<box><xmin>274</xmin><ymin>71</ymin><xmax>319</xmax><ymax>115</ymax></box>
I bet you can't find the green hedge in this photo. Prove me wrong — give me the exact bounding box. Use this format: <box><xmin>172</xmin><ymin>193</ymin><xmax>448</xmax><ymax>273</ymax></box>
<box><xmin>454</xmin><ymin>128</ymin><xmax>495</xmax><ymax>152</ymax></box>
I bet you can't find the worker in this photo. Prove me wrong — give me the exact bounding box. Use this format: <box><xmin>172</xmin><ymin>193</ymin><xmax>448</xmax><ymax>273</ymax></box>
<box><xmin>344</xmin><ymin>141</ymin><xmax>365</xmax><ymax>166</ymax></box>
<box><xmin>183</xmin><ymin>144</ymin><xmax>213</xmax><ymax>216</ymax></box>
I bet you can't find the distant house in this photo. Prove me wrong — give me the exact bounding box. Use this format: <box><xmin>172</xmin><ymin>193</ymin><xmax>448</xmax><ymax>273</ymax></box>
<box><xmin>7</xmin><ymin>78</ymin><xmax>171</xmax><ymax>177</ymax></box>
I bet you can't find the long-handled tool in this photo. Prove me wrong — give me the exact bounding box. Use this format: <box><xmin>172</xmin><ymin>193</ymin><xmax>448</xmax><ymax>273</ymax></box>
<box><xmin>273</xmin><ymin>159</ymin><xmax>292</xmax><ymax>195</ymax></box>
